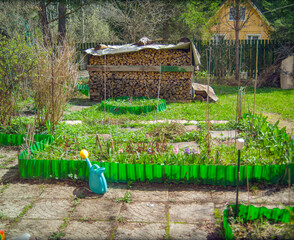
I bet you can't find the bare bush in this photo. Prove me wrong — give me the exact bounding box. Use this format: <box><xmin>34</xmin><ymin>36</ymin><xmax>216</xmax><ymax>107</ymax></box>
<box><xmin>100</xmin><ymin>0</ymin><xmax>175</xmax><ymax>42</ymax></box>
<box><xmin>33</xmin><ymin>37</ymin><xmax>79</xmax><ymax>130</ymax></box>
<box><xmin>0</xmin><ymin>35</ymin><xmax>36</xmax><ymax>126</ymax></box>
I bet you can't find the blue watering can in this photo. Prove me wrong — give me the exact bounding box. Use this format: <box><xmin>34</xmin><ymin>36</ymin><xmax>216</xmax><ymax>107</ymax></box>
<box><xmin>80</xmin><ymin>149</ymin><xmax>107</xmax><ymax>195</ymax></box>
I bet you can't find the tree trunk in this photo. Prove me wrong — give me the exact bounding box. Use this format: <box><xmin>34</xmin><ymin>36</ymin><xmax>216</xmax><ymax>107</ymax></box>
<box><xmin>235</xmin><ymin>0</ymin><xmax>242</xmax><ymax>120</ymax></box>
<box><xmin>58</xmin><ymin>1</ymin><xmax>67</xmax><ymax>44</ymax></box>
<box><xmin>235</xmin><ymin>0</ymin><xmax>240</xmax><ymax>84</ymax></box>
<box><xmin>38</xmin><ymin>0</ymin><xmax>50</xmax><ymax>46</ymax></box>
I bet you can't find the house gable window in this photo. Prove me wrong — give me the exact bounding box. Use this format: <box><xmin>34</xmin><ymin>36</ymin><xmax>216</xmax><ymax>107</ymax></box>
<box><xmin>246</xmin><ymin>34</ymin><xmax>261</xmax><ymax>41</ymax></box>
<box><xmin>213</xmin><ymin>34</ymin><xmax>227</xmax><ymax>43</ymax></box>
<box><xmin>229</xmin><ymin>7</ymin><xmax>246</xmax><ymax>21</ymax></box>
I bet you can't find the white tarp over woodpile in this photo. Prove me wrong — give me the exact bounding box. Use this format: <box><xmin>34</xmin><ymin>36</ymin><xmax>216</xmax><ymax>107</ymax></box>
<box><xmin>85</xmin><ymin>42</ymin><xmax>201</xmax><ymax>67</ymax></box>
<box><xmin>192</xmin><ymin>83</ymin><xmax>219</xmax><ymax>102</ymax></box>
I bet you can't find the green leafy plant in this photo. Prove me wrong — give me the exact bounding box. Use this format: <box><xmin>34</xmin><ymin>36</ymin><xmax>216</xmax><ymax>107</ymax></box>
<box><xmin>116</xmin><ymin>191</ymin><xmax>132</xmax><ymax>203</ymax></box>
<box><xmin>48</xmin><ymin>232</ymin><xmax>65</xmax><ymax>240</ymax></box>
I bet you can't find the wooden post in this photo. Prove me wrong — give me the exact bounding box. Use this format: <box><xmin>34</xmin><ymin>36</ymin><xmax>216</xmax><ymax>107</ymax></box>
<box><xmin>252</xmin><ymin>41</ymin><xmax>259</xmax><ymax>134</ymax></box>
<box><xmin>206</xmin><ymin>46</ymin><xmax>212</xmax><ymax>157</ymax></box>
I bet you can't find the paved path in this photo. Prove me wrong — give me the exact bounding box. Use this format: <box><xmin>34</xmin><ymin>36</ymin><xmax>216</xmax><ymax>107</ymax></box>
<box><xmin>0</xmin><ymin>149</ymin><xmax>293</xmax><ymax>240</ymax></box>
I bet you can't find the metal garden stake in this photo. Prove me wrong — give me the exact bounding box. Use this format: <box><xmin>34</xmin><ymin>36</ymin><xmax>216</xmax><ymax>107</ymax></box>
<box><xmin>235</xmin><ymin>138</ymin><xmax>244</xmax><ymax>217</ymax></box>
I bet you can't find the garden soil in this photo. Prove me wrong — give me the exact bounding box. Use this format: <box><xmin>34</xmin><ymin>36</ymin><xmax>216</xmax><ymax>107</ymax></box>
<box><xmin>0</xmin><ymin>146</ymin><xmax>293</xmax><ymax>240</ymax></box>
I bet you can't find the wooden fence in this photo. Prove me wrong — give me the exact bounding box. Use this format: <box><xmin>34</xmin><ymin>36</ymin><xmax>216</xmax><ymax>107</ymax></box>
<box><xmin>76</xmin><ymin>40</ymin><xmax>281</xmax><ymax>78</ymax></box>
<box><xmin>194</xmin><ymin>40</ymin><xmax>280</xmax><ymax>78</ymax></box>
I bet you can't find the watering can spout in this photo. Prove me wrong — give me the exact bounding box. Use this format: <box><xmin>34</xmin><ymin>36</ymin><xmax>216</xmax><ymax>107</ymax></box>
<box><xmin>86</xmin><ymin>158</ymin><xmax>92</xmax><ymax>170</ymax></box>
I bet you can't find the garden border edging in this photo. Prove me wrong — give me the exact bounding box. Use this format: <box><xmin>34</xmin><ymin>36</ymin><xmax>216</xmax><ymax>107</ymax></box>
<box><xmin>223</xmin><ymin>204</ymin><xmax>294</xmax><ymax>240</ymax></box>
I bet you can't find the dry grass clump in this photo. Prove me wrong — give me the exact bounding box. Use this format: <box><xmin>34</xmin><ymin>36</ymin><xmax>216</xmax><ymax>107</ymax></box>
<box><xmin>147</xmin><ymin>122</ymin><xmax>186</xmax><ymax>141</ymax></box>
<box><xmin>33</xmin><ymin>38</ymin><xmax>79</xmax><ymax>129</ymax></box>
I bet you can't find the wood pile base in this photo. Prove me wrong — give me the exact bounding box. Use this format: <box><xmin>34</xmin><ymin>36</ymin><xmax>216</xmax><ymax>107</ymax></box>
<box><xmin>89</xmin><ymin>71</ymin><xmax>192</xmax><ymax>102</ymax></box>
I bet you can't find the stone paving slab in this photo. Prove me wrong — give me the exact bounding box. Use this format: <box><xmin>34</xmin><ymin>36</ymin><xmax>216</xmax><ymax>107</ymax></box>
<box><xmin>169</xmin><ymin>223</ymin><xmax>208</xmax><ymax>240</ymax></box>
<box><xmin>212</xmin><ymin>138</ymin><xmax>235</xmax><ymax>146</ymax></box>
<box><xmin>115</xmin><ymin>223</ymin><xmax>166</xmax><ymax>240</ymax></box>
<box><xmin>63</xmin><ymin>220</ymin><xmax>114</xmax><ymax>240</ymax></box>
<box><xmin>250</xmin><ymin>189</ymin><xmax>294</xmax><ymax>205</ymax></box>
<box><xmin>169</xmin><ymin>189</ymin><xmax>212</xmax><ymax>203</ymax></box>
<box><xmin>0</xmin><ymin>183</ymin><xmax>43</xmax><ymax>199</ymax></box>
<box><xmin>209</xmin><ymin>190</ymin><xmax>251</xmax><ymax>204</ymax></box>
<box><xmin>71</xmin><ymin>199</ymin><xmax>122</xmax><ymax>221</ymax></box>
<box><xmin>0</xmin><ymin>169</ymin><xmax>8</xmax><ymax>179</ymax></box>
<box><xmin>167</xmin><ymin>142</ymin><xmax>199</xmax><ymax>151</ymax></box>
<box><xmin>103</xmin><ymin>184</ymin><xmax>127</xmax><ymax>201</ymax></box>
<box><xmin>1</xmin><ymin>180</ymin><xmax>293</xmax><ymax>239</ymax></box>
<box><xmin>139</xmin><ymin>120</ymin><xmax>230</xmax><ymax>125</ymax></box>
<box><xmin>0</xmin><ymin>199</ymin><xmax>33</xmax><ymax>218</ymax></box>
<box><xmin>72</xmin><ymin>184</ymin><xmax>128</xmax><ymax>201</ymax></box>
<box><xmin>120</xmin><ymin>127</ymin><xmax>141</xmax><ymax>132</ymax></box>
<box><xmin>210</xmin><ymin>130</ymin><xmax>237</xmax><ymax>139</ymax></box>
<box><xmin>0</xmin><ymin>220</ymin><xmax>8</xmax><ymax>231</ymax></box>
<box><xmin>40</xmin><ymin>185</ymin><xmax>76</xmax><ymax>199</ymax></box>
<box><xmin>23</xmin><ymin>199</ymin><xmax>72</xmax><ymax>220</ymax></box>
<box><xmin>0</xmin><ymin>169</ymin><xmax>18</xmax><ymax>183</ymax></box>
<box><xmin>129</xmin><ymin>187</ymin><xmax>168</xmax><ymax>202</ymax></box>
<box><xmin>120</xmin><ymin>202</ymin><xmax>166</xmax><ymax>223</ymax></box>
<box><xmin>184</xmin><ymin>125</ymin><xmax>199</xmax><ymax>132</ymax></box>
<box><xmin>6</xmin><ymin>219</ymin><xmax>63</xmax><ymax>240</ymax></box>
<box><xmin>61</xmin><ymin>120</ymin><xmax>83</xmax><ymax>125</ymax></box>
<box><xmin>0</xmin><ymin>155</ymin><xmax>18</xmax><ymax>169</ymax></box>
<box><xmin>169</xmin><ymin>203</ymin><xmax>215</xmax><ymax>223</ymax></box>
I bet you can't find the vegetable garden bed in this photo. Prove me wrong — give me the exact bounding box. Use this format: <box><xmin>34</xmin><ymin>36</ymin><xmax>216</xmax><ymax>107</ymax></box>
<box><xmin>17</xmin><ymin>114</ymin><xmax>294</xmax><ymax>185</ymax></box>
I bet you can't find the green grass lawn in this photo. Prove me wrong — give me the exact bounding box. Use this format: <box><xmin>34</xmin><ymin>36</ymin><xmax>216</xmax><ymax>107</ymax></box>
<box><xmin>65</xmin><ymin>86</ymin><xmax>294</xmax><ymax>122</ymax></box>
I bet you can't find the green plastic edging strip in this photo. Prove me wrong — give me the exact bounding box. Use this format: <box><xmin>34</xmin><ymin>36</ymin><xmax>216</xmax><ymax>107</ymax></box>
<box><xmin>18</xmin><ymin>155</ymin><xmax>294</xmax><ymax>185</ymax></box>
<box><xmin>223</xmin><ymin>204</ymin><xmax>294</xmax><ymax>240</ymax></box>
<box><xmin>0</xmin><ymin>133</ymin><xmax>53</xmax><ymax>146</ymax></box>
<box><xmin>100</xmin><ymin>96</ymin><xmax>166</xmax><ymax>115</ymax></box>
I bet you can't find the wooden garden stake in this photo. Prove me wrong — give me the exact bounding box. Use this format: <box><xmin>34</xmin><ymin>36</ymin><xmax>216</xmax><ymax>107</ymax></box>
<box><xmin>206</xmin><ymin>46</ymin><xmax>212</xmax><ymax>157</ymax></box>
<box><xmin>104</xmin><ymin>55</ymin><xmax>107</xmax><ymax>113</ymax></box>
<box><xmin>96</xmin><ymin>134</ymin><xmax>103</xmax><ymax>152</ymax></box>
<box><xmin>289</xmin><ymin>168</ymin><xmax>291</xmax><ymax>206</ymax></box>
<box><xmin>252</xmin><ymin>40</ymin><xmax>259</xmax><ymax>134</ymax></box>
<box><xmin>155</xmin><ymin>64</ymin><xmax>162</xmax><ymax>122</ymax></box>
<box><xmin>235</xmin><ymin>138</ymin><xmax>244</xmax><ymax>218</ymax></box>
<box><xmin>51</xmin><ymin>50</ymin><xmax>55</xmax><ymax>133</ymax></box>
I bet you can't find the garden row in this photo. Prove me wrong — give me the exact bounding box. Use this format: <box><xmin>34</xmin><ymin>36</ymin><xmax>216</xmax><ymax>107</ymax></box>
<box><xmin>0</xmin><ymin>114</ymin><xmax>287</xmax><ymax>185</ymax></box>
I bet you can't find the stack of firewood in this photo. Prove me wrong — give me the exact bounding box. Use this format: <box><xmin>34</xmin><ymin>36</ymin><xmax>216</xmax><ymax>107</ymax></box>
<box><xmin>88</xmin><ymin>48</ymin><xmax>193</xmax><ymax>102</ymax></box>
<box><xmin>89</xmin><ymin>49</ymin><xmax>191</xmax><ymax>66</ymax></box>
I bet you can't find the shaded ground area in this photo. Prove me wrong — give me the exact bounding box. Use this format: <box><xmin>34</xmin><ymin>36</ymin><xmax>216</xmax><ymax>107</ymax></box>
<box><xmin>0</xmin><ymin>147</ymin><xmax>293</xmax><ymax>240</ymax></box>
<box><xmin>264</xmin><ymin>112</ymin><xmax>294</xmax><ymax>136</ymax></box>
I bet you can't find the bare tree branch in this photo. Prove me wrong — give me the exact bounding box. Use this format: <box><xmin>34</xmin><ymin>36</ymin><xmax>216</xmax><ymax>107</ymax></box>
<box><xmin>45</xmin><ymin>0</ymin><xmax>54</xmax><ymax>8</ymax></box>
<box><xmin>48</xmin><ymin>4</ymin><xmax>85</xmax><ymax>24</ymax></box>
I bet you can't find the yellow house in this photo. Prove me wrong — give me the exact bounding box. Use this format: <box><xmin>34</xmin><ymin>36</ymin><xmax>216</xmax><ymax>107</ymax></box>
<box><xmin>206</xmin><ymin>0</ymin><xmax>274</xmax><ymax>41</ymax></box>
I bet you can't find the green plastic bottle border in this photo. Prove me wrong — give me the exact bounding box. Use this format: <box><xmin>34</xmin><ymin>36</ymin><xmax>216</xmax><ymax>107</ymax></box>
<box><xmin>100</xmin><ymin>96</ymin><xmax>166</xmax><ymax>115</ymax></box>
<box><xmin>75</xmin><ymin>84</ymin><xmax>89</xmax><ymax>96</ymax></box>
<box><xmin>15</xmin><ymin>113</ymin><xmax>294</xmax><ymax>185</ymax></box>
<box><xmin>223</xmin><ymin>204</ymin><xmax>294</xmax><ymax>240</ymax></box>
